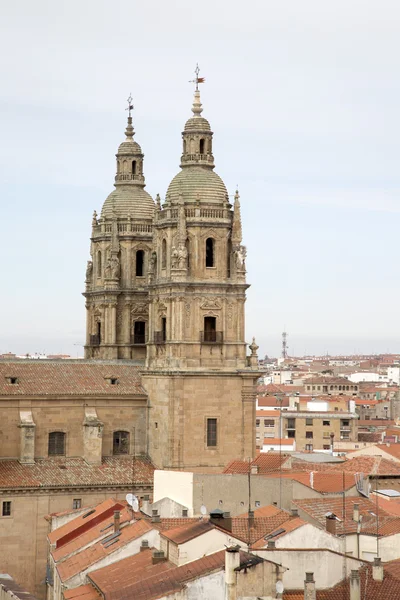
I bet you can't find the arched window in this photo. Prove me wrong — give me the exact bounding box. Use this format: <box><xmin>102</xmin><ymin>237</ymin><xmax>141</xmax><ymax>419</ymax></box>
<box><xmin>162</xmin><ymin>239</ymin><xmax>167</xmax><ymax>269</ymax></box>
<box><xmin>48</xmin><ymin>432</ymin><xmax>66</xmax><ymax>456</ymax></box>
<box><xmin>96</xmin><ymin>321</ymin><xmax>101</xmax><ymax>343</ymax></box>
<box><xmin>199</xmin><ymin>138</ymin><xmax>205</xmax><ymax>154</ymax></box>
<box><xmin>113</xmin><ymin>431</ymin><xmax>130</xmax><ymax>455</ymax></box>
<box><xmin>136</xmin><ymin>250</ymin><xmax>144</xmax><ymax>276</ymax></box>
<box><xmin>97</xmin><ymin>251</ymin><xmax>102</xmax><ymax>278</ymax></box>
<box><xmin>206</xmin><ymin>238</ymin><xmax>215</xmax><ymax>268</ymax></box>
<box><xmin>134</xmin><ymin>321</ymin><xmax>146</xmax><ymax>344</ymax></box>
<box><xmin>132</xmin><ymin>160</ymin><xmax>137</xmax><ymax>175</ymax></box>
<box><xmin>186</xmin><ymin>238</ymin><xmax>190</xmax><ymax>271</ymax></box>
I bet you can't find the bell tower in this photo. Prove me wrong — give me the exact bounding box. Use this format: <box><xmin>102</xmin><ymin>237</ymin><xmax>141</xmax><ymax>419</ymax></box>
<box><xmin>84</xmin><ymin>98</ymin><xmax>155</xmax><ymax>360</ymax></box>
<box><xmin>142</xmin><ymin>72</ymin><xmax>260</xmax><ymax>471</ymax></box>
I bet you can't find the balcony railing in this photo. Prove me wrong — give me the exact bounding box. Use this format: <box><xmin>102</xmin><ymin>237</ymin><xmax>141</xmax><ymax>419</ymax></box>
<box><xmin>200</xmin><ymin>331</ymin><xmax>223</xmax><ymax>344</ymax></box>
<box><xmin>131</xmin><ymin>334</ymin><xmax>147</xmax><ymax>345</ymax></box>
<box><xmin>89</xmin><ymin>334</ymin><xmax>100</xmax><ymax>346</ymax></box>
<box><xmin>154</xmin><ymin>331</ymin><xmax>166</xmax><ymax>344</ymax></box>
<box><xmin>340</xmin><ymin>426</ymin><xmax>351</xmax><ymax>431</ymax></box>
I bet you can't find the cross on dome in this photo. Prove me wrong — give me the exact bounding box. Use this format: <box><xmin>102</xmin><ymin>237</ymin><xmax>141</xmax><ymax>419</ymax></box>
<box><xmin>126</xmin><ymin>94</ymin><xmax>134</xmax><ymax>118</ymax></box>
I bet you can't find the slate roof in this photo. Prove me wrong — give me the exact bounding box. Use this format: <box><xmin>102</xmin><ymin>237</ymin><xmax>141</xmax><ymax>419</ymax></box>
<box><xmin>0</xmin><ymin>456</ymin><xmax>155</xmax><ymax>489</ymax></box>
<box><xmin>0</xmin><ymin>360</ymin><xmax>145</xmax><ymax>396</ymax></box>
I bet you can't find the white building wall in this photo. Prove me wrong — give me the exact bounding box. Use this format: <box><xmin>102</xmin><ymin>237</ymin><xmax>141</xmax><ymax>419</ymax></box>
<box><xmin>348</xmin><ymin>372</ymin><xmax>388</xmax><ymax>383</ymax></box>
<box><xmin>388</xmin><ymin>367</ymin><xmax>400</xmax><ymax>385</ymax></box>
<box><xmin>275</xmin><ymin>523</ymin><xmax>343</xmax><ymax>553</ymax></box>
<box><xmin>154</xmin><ymin>470</ymin><xmax>194</xmax><ymax>514</ymax></box>
<box><xmin>178</xmin><ymin>529</ymin><xmax>236</xmax><ymax>566</ymax></box>
<box><xmin>345</xmin><ymin>532</ymin><xmax>400</xmax><ymax>562</ymax></box>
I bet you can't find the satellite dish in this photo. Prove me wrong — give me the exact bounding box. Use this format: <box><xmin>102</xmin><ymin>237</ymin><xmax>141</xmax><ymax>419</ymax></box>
<box><xmin>276</xmin><ymin>580</ymin><xmax>284</xmax><ymax>594</ymax></box>
<box><xmin>126</xmin><ymin>493</ymin><xmax>134</xmax><ymax>507</ymax></box>
<box><xmin>200</xmin><ymin>504</ymin><xmax>207</xmax><ymax>516</ymax></box>
<box><xmin>132</xmin><ymin>497</ymin><xmax>139</xmax><ymax>512</ymax></box>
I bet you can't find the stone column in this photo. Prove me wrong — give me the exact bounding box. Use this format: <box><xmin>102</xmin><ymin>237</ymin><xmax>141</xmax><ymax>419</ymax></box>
<box><xmin>19</xmin><ymin>410</ymin><xmax>35</xmax><ymax>464</ymax></box>
<box><xmin>83</xmin><ymin>408</ymin><xmax>104</xmax><ymax>465</ymax></box>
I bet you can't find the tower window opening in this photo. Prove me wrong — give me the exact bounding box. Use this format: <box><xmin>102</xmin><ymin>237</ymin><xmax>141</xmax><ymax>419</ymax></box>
<box><xmin>113</xmin><ymin>431</ymin><xmax>130</xmax><ymax>455</ymax></box>
<box><xmin>132</xmin><ymin>160</ymin><xmax>137</xmax><ymax>175</ymax></box>
<box><xmin>97</xmin><ymin>321</ymin><xmax>101</xmax><ymax>342</ymax></box>
<box><xmin>48</xmin><ymin>432</ymin><xmax>66</xmax><ymax>456</ymax></box>
<box><xmin>186</xmin><ymin>238</ymin><xmax>190</xmax><ymax>271</ymax></box>
<box><xmin>204</xmin><ymin>316</ymin><xmax>216</xmax><ymax>342</ymax></box>
<box><xmin>134</xmin><ymin>321</ymin><xmax>146</xmax><ymax>344</ymax></box>
<box><xmin>162</xmin><ymin>239</ymin><xmax>167</xmax><ymax>269</ymax></box>
<box><xmin>199</xmin><ymin>138</ymin><xmax>205</xmax><ymax>154</ymax></box>
<box><xmin>183</xmin><ymin>140</ymin><xmax>186</xmax><ymax>154</ymax></box>
<box><xmin>97</xmin><ymin>251</ymin><xmax>102</xmax><ymax>278</ymax></box>
<box><xmin>162</xmin><ymin>317</ymin><xmax>167</xmax><ymax>342</ymax></box>
<box><xmin>207</xmin><ymin>418</ymin><xmax>217</xmax><ymax>447</ymax></box>
<box><xmin>136</xmin><ymin>250</ymin><xmax>144</xmax><ymax>276</ymax></box>
<box><xmin>206</xmin><ymin>238</ymin><xmax>215</xmax><ymax>268</ymax></box>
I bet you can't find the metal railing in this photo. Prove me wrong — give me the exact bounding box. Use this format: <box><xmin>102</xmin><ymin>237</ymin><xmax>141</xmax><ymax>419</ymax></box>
<box><xmin>89</xmin><ymin>334</ymin><xmax>100</xmax><ymax>346</ymax></box>
<box><xmin>200</xmin><ymin>331</ymin><xmax>223</xmax><ymax>343</ymax></box>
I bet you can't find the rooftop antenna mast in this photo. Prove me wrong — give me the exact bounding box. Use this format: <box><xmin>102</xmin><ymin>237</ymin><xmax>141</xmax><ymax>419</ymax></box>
<box><xmin>282</xmin><ymin>329</ymin><xmax>289</xmax><ymax>359</ymax></box>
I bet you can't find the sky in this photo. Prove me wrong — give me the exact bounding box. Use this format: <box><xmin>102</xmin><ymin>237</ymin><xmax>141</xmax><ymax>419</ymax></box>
<box><xmin>1</xmin><ymin>0</ymin><xmax>400</xmax><ymax>358</ymax></box>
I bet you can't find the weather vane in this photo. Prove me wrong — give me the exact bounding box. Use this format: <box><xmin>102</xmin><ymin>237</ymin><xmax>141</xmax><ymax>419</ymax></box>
<box><xmin>189</xmin><ymin>63</ymin><xmax>205</xmax><ymax>91</ymax></box>
<box><xmin>126</xmin><ymin>94</ymin><xmax>134</xmax><ymax>117</ymax></box>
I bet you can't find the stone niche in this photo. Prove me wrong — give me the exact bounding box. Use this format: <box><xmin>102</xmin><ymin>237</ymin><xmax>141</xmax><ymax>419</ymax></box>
<box><xmin>82</xmin><ymin>407</ymin><xmax>104</xmax><ymax>465</ymax></box>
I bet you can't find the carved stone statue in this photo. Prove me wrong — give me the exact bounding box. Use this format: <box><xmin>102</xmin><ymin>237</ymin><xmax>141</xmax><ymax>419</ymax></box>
<box><xmin>111</xmin><ymin>255</ymin><xmax>120</xmax><ymax>279</ymax></box>
<box><xmin>149</xmin><ymin>251</ymin><xmax>157</xmax><ymax>273</ymax></box>
<box><xmin>85</xmin><ymin>260</ymin><xmax>93</xmax><ymax>281</ymax></box>
<box><xmin>177</xmin><ymin>245</ymin><xmax>188</xmax><ymax>269</ymax></box>
<box><xmin>171</xmin><ymin>246</ymin><xmax>179</xmax><ymax>269</ymax></box>
<box><xmin>105</xmin><ymin>257</ymin><xmax>112</xmax><ymax>279</ymax></box>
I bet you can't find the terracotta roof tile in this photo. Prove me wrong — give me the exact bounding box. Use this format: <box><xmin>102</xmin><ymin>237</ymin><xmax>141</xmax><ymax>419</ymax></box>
<box><xmin>64</xmin><ymin>585</ymin><xmax>102</xmax><ymax>600</ymax></box>
<box><xmin>57</xmin><ymin>518</ymin><xmax>153</xmax><ymax>582</ymax></box>
<box><xmin>0</xmin><ymin>456</ymin><xmax>155</xmax><ymax>490</ymax></box>
<box><xmin>338</xmin><ymin>456</ymin><xmax>400</xmax><ymax>475</ymax></box>
<box><xmin>214</xmin><ymin>511</ymin><xmax>300</xmax><ymax>545</ymax></box>
<box><xmin>223</xmin><ymin>453</ymin><xmax>290</xmax><ymax>474</ymax></box>
<box><xmin>160</xmin><ymin>520</ymin><xmax>215</xmax><ymax>544</ymax></box>
<box><xmin>293</xmin><ymin>496</ymin><xmax>400</xmax><ymax>536</ymax></box>
<box><xmin>376</xmin><ymin>444</ymin><xmax>400</xmax><ymax>461</ymax></box>
<box><xmin>0</xmin><ymin>360</ymin><xmax>145</xmax><ymax>396</ymax></box>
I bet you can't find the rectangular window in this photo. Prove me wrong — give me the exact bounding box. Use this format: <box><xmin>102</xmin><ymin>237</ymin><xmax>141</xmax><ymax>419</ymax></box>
<box><xmin>287</xmin><ymin>418</ymin><xmax>296</xmax><ymax>429</ymax></box>
<box><xmin>2</xmin><ymin>501</ymin><xmax>11</xmax><ymax>517</ymax></box>
<box><xmin>323</xmin><ymin>432</ymin><xmax>330</xmax><ymax>438</ymax></box>
<box><xmin>207</xmin><ymin>418</ymin><xmax>217</xmax><ymax>447</ymax></box>
<box><xmin>256</xmin><ymin>419</ymin><xmax>260</xmax><ymax>427</ymax></box>
<box><xmin>306</xmin><ymin>418</ymin><xmax>313</xmax><ymax>426</ymax></box>
<box><xmin>288</xmin><ymin>430</ymin><xmax>295</xmax><ymax>438</ymax></box>
<box><xmin>306</xmin><ymin>431</ymin><xmax>313</xmax><ymax>439</ymax></box>
<box><xmin>264</xmin><ymin>419</ymin><xmax>274</xmax><ymax>427</ymax></box>
<box><xmin>323</xmin><ymin>445</ymin><xmax>330</xmax><ymax>450</ymax></box>
<box><xmin>323</xmin><ymin>420</ymin><xmax>330</xmax><ymax>426</ymax></box>
<box><xmin>73</xmin><ymin>499</ymin><xmax>82</xmax><ymax>510</ymax></box>
<box><xmin>305</xmin><ymin>444</ymin><xmax>313</xmax><ymax>451</ymax></box>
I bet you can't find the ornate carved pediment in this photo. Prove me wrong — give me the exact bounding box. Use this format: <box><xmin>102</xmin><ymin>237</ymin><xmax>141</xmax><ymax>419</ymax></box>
<box><xmin>200</xmin><ymin>298</ymin><xmax>222</xmax><ymax>310</ymax></box>
<box><xmin>131</xmin><ymin>303</ymin><xmax>149</xmax><ymax>316</ymax></box>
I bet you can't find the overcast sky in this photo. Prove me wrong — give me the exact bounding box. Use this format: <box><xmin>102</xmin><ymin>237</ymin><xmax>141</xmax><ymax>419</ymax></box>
<box><xmin>1</xmin><ymin>0</ymin><xmax>400</xmax><ymax>358</ymax></box>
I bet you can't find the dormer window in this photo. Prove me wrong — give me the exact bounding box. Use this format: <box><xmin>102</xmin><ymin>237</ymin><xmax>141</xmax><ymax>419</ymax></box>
<box><xmin>105</xmin><ymin>377</ymin><xmax>119</xmax><ymax>385</ymax></box>
<box><xmin>6</xmin><ymin>377</ymin><xmax>18</xmax><ymax>385</ymax></box>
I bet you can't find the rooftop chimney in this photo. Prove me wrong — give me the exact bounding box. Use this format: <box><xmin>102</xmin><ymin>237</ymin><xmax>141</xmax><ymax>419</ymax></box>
<box><xmin>267</xmin><ymin>540</ymin><xmax>276</xmax><ymax>548</ymax></box>
<box><xmin>141</xmin><ymin>495</ymin><xmax>151</xmax><ymax>516</ymax></box>
<box><xmin>350</xmin><ymin>570</ymin><xmax>360</xmax><ymax>600</ymax></box>
<box><xmin>225</xmin><ymin>546</ymin><xmax>240</xmax><ymax>600</ymax></box>
<box><xmin>304</xmin><ymin>572</ymin><xmax>316</xmax><ymax>600</ymax></box>
<box><xmin>325</xmin><ymin>514</ymin><xmax>337</xmax><ymax>535</ymax></box>
<box><xmin>140</xmin><ymin>539</ymin><xmax>149</xmax><ymax>552</ymax></box>
<box><xmin>152</xmin><ymin>550</ymin><xmax>166</xmax><ymax>564</ymax></box>
<box><xmin>353</xmin><ymin>503</ymin><xmax>360</xmax><ymax>522</ymax></box>
<box><xmin>114</xmin><ymin>510</ymin><xmax>120</xmax><ymax>533</ymax></box>
<box><xmin>291</xmin><ymin>508</ymin><xmax>299</xmax><ymax>518</ymax></box>
<box><xmin>372</xmin><ymin>557</ymin><xmax>384</xmax><ymax>582</ymax></box>
<box><xmin>251</xmin><ymin>464</ymin><xmax>259</xmax><ymax>475</ymax></box>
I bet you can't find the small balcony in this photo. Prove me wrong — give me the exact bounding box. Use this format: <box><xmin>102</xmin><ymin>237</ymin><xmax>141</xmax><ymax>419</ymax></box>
<box><xmin>200</xmin><ymin>331</ymin><xmax>223</xmax><ymax>344</ymax></box>
<box><xmin>340</xmin><ymin>426</ymin><xmax>351</xmax><ymax>431</ymax></box>
<box><xmin>154</xmin><ymin>331</ymin><xmax>166</xmax><ymax>344</ymax></box>
<box><xmin>131</xmin><ymin>334</ymin><xmax>147</xmax><ymax>345</ymax></box>
<box><xmin>89</xmin><ymin>334</ymin><xmax>100</xmax><ymax>346</ymax></box>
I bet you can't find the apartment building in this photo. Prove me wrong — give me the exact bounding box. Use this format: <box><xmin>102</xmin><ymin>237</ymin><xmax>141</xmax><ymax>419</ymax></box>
<box><xmin>281</xmin><ymin>410</ymin><xmax>358</xmax><ymax>452</ymax></box>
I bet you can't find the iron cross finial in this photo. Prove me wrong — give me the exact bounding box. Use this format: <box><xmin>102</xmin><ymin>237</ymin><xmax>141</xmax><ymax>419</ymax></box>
<box><xmin>126</xmin><ymin>94</ymin><xmax>134</xmax><ymax>117</ymax></box>
<box><xmin>189</xmin><ymin>64</ymin><xmax>205</xmax><ymax>92</ymax></box>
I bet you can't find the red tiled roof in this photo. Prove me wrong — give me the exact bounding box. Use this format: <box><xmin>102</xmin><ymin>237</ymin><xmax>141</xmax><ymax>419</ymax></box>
<box><xmin>257</xmin><ymin>397</ymin><xmax>290</xmax><ymax>407</ymax></box>
<box><xmin>338</xmin><ymin>456</ymin><xmax>400</xmax><ymax>476</ymax></box>
<box><xmin>64</xmin><ymin>585</ymin><xmax>102</xmax><ymax>600</ymax></box>
<box><xmin>237</xmin><ymin>505</ymin><xmax>282</xmax><ymax>519</ymax></box>
<box><xmin>49</xmin><ymin>498</ymin><xmax>123</xmax><ymax>545</ymax></box>
<box><xmin>57</xmin><ymin>518</ymin><xmax>153</xmax><ymax>582</ymax></box>
<box><xmin>214</xmin><ymin>512</ymin><xmax>300</xmax><ymax>545</ymax></box>
<box><xmin>0</xmin><ymin>457</ymin><xmax>155</xmax><ymax>490</ymax></box>
<box><xmin>376</xmin><ymin>444</ymin><xmax>400</xmax><ymax>461</ymax></box>
<box><xmin>263</xmin><ymin>438</ymin><xmax>294</xmax><ymax>445</ymax></box>
<box><xmin>262</xmin><ymin>471</ymin><xmax>357</xmax><ymax>493</ymax></box>
<box><xmin>0</xmin><ymin>360</ymin><xmax>145</xmax><ymax>396</ymax></box>
<box><xmin>223</xmin><ymin>453</ymin><xmax>290</xmax><ymax>474</ymax></box>
<box><xmin>256</xmin><ymin>410</ymin><xmax>278</xmax><ymax>417</ymax></box>
<box><xmin>251</xmin><ymin>517</ymin><xmax>306</xmax><ymax>549</ymax></box>
<box><xmin>358</xmin><ymin>419</ymin><xmax>395</xmax><ymax>427</ymax></box>
<box><xmin>293</xmin><ymin>496</ymin><xmax>400</xmax><ymax>536</ymax></box>
<box><xmin>94</xmin><ymin>549</ymin><xmax>262</xmax><ymax>600</ymax></box>
<box><xmin>161</xmin><ymin>520</ymin><xmax>215</xmax><ymax>544</ymax></box>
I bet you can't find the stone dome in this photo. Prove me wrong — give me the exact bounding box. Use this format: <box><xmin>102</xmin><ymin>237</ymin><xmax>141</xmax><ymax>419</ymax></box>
<box><xmin>166</xmin><ymin>167</ymin><xmax>228</xmax><ymax>205</ymax></box>
<box><xmin>183</xmin><ymin>116</ymin><xmax>211</xmax><ymax>132</ymax></box>
<box><xmin>101</xmin><ymin>187</ymin><xmax>155</xmax><ymax>220</ymax></box>
<box><xmin>117</xmin><ymin>139</ymin><xmax>142</xmax><ymax>155</ymax></box>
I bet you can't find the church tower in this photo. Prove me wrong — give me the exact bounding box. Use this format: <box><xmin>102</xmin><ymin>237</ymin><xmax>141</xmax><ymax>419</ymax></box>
<box><xmin>84</xmin><ymin>100</ymin><xmax>155</xmax><ymax>360</ymax></box>
<box><xmin>142</xmin><ymin>76</ymin><xmax>260</xmax><ymax>471</ymax></box>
